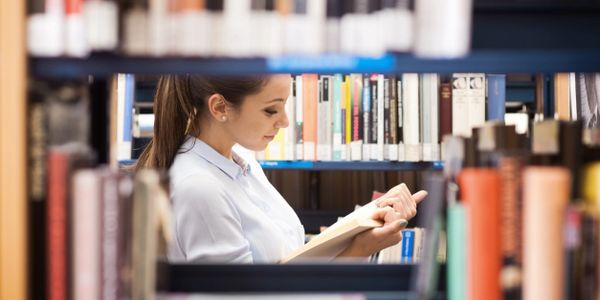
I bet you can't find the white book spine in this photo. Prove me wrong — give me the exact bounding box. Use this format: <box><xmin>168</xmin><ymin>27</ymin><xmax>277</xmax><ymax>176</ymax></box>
<box><xmin>468</xmin><ymin>73</ymin><xmax>486</xmax><ymax>132</ymax></box>
<box><xmin>350</xmin><ymin>141</ymin><xmax>363</xmax><ymax>161</ymax></box>
<box><xmin>306</xmin><ymin>0</ymin><xmax>325</xmax><ymax>55</ymax></box>
<box><xmin>381</xmin><ymin>6</ymin><xmax>413</xmax><ymax>52</ymax></box>
<box><xmin>72</xmin><ymin>170</ymin><xmax>100</xmax><ymax>300</ymax></box>
<box><xmin>332</xmin><ymin>75</ymin><xmax>343</xmax><ymax>161</ymax></box>
<box><xmin>148</xmin><ymin>0</ymin><xmax>169</xmax><ymax>56</ymax></box>
<box><xmin>303</xmin><ymin>141</ymin><xmax>316</xmax><ymax>161</ymax></box>
<box><xmin>403</xmin><ymin>74</ymin><xmax>421</xmax><ymax>161</ymax></box>
<box><xmin>295</xmin><ymin>75</ymin><xmax>304</xmax><ymax>160</ymax></box>
<box><xmin>340</xmin><ymin>13</ymin><xmax>355</xmax><ymax>54</ymax></box>
<box><xmin>420</xmin><ymin>74</ymin><xmax>432</xmax><ymax>161</ymax></box>
<box><xmin>179</xmin><ymin>10</ymin><xmax>211</xmax><ymax>56</ymax></box>
<box><xmin>28</xmin><ymin>0</ymin><xmax>65</xmax><ymax>56</ymax></box>
<box><xmin>260</xmin><ymin>11</ymin><xmax>283</xmax><ymax>57</ymax></box>
<box><xmin>452</xmin><ymin>73</ymin><xmax>471</xmax><ymax>137</ymax></box>
<box><xmin>414</xmin><ymin>0</ymin><xmax>472</xmax><ymax>58</ymax></box>
<box><xmin>65</xmin><ymin>12</ymin><xmax>88</xmax><ymax>57</ymax></box>
<box><xmin>223</xmin><ymin>0</ymin><xmax>251</xmax><ymax>57</ymax></box>
<box><xmin>209</xmin><ymin>11</ymin><xmax>225</xmax><ymax>56</ymax></box>
<box><xmin>284</xmin><ymin>82</ymin><xmax>296</xmax><ymax>161</ymax></box>
<box><xmin>325</xmin><ymin>18</ymin><xmax>340</xmax><ymax>54</ymax></box>
<box><xmin>84</xmin><ymin>0</ymin><xmax>118</xmax><ymax>51</ymax></box>
<box><xmin>430</xmin><ymin>74</ymin><xmax>440</xmax><ymax>161</ymax></box>
<box><xmin>569</xmin><ymin>72</ymin><xmax>578</xmax><ymax>120</ymax></box>
<box><xmin>123</xmin><ymin>7</ymin><xmax>149</xmax><ymax>55</ymax></box>
<box><xmin>398</xmin><ymin>142</ymin><xmax>406</xmax><ymax>161</ymax></box>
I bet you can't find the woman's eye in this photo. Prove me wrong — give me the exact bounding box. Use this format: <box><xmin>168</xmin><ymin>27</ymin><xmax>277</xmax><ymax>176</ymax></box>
<box><xmin>264</xmin><ymin>109</ymin><xmax>277</xmax><ymax>115</ymax></box>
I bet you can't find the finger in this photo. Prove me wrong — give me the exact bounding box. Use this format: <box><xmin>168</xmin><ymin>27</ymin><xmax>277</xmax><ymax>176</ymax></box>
<box><xmin>399</xmin><ymin>184</ymin><xmax>413</xmax><ymax>203</ymax></box>
<box><xmin>370</xmin><ymin>206</ymin><xmax>395</xmax><ymax>221</ymax></box>
<box><xmin>412</xmin><ymin>190</ymin><xmax>428</xmax><ymax>204</ymax></box>
<box><xmin>373</xmin><ymin>219</ymin><xmax>406</xmax><ymax>237</ymax></box>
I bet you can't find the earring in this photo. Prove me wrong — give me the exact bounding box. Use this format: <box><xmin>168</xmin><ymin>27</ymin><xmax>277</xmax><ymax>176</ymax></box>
<box><xmin>221</xmin><ymin>116</ymin><xmax>227</xmax><ymax>121</ymax></box>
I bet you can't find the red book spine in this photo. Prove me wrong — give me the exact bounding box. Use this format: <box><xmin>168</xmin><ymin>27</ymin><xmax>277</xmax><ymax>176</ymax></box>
<box><xmin>458</xmin><ymin>168</ymin><xmax>502</xmax><ymax>300</ymax></box>
<box><xmin>47</xmin><ymin>150</ymin><xmax>69</xmax><ymax>300</ymax></box>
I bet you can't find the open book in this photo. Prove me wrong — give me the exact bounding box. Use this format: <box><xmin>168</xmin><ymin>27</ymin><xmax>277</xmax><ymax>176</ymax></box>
<box><xmin>282</xmin><ymin>201</ymin><xmax>395</xmax><ymax>263</ymax></box>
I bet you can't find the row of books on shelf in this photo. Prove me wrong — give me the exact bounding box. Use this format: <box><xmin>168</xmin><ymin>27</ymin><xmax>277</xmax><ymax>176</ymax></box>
<box><xmin>130</xmin><ymin>73</ymin><xmax>519</xmax><ymax>163</ymax></box>
<box><xmin>28</xmin><ymin>0</ymin><xmax>471</xmax><ymax>58</ymax></box>
<box><xmin>41</xmin><ymin>144</ymin><xmax>171</xmax><ymax>300</ymax></box>
<box><xmin>441</xmin><ymin>119</ymin><xmax>600</xmax><ymax>300</ymax></box>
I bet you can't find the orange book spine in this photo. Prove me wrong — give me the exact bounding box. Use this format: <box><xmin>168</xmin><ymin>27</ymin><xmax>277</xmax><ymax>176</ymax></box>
<box><xmin>47</xmin><ymin>151</ymin><xmax>69</xmax><ymax>300</ymax></box>
<box><xmin>303</xmin><ymin>74</ymin><xmax>318</xmax><ymax>160</ymax></box>
<box><xmin>458</xmin><ymin>168</ymin><xmax>502</xmax><ymax>300</ymax></box>
<box><xmin>523</xmin><ymin>167</ymin><xmax>570</xmax><ymax>300</ymax></box>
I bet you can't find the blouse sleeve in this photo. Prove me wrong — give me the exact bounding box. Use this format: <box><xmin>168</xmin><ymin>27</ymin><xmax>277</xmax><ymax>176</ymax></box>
<box><xmin>169</xmin><ymin>175</ymin><xmax>253</xmax><ymax>263</ymax></box>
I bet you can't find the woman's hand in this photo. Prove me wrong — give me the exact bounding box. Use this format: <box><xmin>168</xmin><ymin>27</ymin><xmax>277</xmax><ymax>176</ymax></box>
<box><xmin>375</xmin><ymin>183</ymin><xmax>428</xmax><ymax>220</ymax></box>
<box><xmin>337</xmin><ymin>207</ymin><xmax>408</xmax><ymax>257</ymax></box>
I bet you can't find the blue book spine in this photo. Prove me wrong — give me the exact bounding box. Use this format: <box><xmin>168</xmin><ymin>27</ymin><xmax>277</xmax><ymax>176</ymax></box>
<box><xmin>401</xmin><ymin>229</ymin><xmax>415</xmax><ymax>263</ymax></box>
<box><xmin>487</xmin><ymin>74</ymin><xmax>506</xmax><ymax>122</ymax></box>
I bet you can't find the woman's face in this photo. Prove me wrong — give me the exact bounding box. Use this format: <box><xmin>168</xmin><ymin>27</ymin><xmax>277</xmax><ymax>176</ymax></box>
<box><xmin>225</xmin><ymin>74</ymin><xmax>291</xmax><ymax>151</ymax></box>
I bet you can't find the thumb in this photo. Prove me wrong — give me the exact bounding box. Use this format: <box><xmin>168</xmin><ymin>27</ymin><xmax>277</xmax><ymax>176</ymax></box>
<box><xmin>412</xmin><ymin>190</ymin><xmax>428</xmax><ymax>204</ymax></box>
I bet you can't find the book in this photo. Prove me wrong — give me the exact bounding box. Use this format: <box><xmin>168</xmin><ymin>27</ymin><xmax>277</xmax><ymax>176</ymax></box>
<box><xmin>282</xmin><ymin>201</ymin><xmax>404</xmax><ymax>263</ymax></box>
<box><xmin>282</xmin><ymin>216</ymin><xmax>383</xmax><ymax>263</ymax></box>
<box><xmin>523</xmin><ymin>167</ymin><xmax>571</xmax><ymax>300</ymax></box>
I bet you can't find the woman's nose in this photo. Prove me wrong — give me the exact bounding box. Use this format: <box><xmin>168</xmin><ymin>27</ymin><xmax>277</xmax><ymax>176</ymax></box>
<box><xmin>277</xmin><ymin>111</ymin><xmax>290</xmax><ymax>129</ymax></box>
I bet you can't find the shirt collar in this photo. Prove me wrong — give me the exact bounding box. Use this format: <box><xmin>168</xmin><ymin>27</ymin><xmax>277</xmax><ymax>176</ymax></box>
<box><xmin>182</xmin><ymin>136</ymin><xmax>250</xmax><ymax>180</ymax></box>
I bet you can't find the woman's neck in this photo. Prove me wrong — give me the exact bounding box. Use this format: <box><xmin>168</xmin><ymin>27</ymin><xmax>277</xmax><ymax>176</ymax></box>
<box><xmin>196</xmin><ymin>128</ymin><xmax>235</xmax><ymax>160</ymax></box>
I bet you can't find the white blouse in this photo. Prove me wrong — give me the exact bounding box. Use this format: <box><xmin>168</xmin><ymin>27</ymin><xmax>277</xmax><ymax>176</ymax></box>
<box><xmin>168</xmin><ymin>136</ymin><xmax>305</xmax><ymax>263</ymax></box>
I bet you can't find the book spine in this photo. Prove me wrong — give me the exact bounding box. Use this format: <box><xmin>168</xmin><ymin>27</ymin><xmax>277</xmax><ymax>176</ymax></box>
<box><xmin>376</xmin><ymin>74</ymin><xmax>384</xmax><ymax>161</ymax></box>
<box><xmin>498</xmin><ymin>155</ymin><xmax>524</xmax><ymax>298</ymax></box>
<box><xmin>403</xmin><ymin>73</ymin><xmax>420</xmax><ymax>161</ymax></box>
<box><xmin>452</xmin><ymin>73</ymin><xmax>471</xmax><ymax>137</ymax></box>
<box><xmin>351</xmin><ymin>74</ymin><xmax>362</xmax><ymax>161</ymax></box>
<box><xmin>401</xmin><ymin>229</ymin><xmax>415</xmax><ymax>264</ymax></box>
<box><xmin>458</xmin><ymin>168</ymin><xmax>502</xmax><ymax>300</ymax></box>
<box><xmin>397</xmin><ymin>78</ymin><xmax>405</xmax><ymax>161</ymax></box>
<box><xmin>487</xmin><ymin>74</ymin><xmax>506</xmax><ymax>122</ymax></box>
<box><xmin>469</xmin><ymin>73</ymin><xmax>486</xmax><ymax>130</ymax></box>
<box><xmin>388</xmin><ymin>75</ymin><xmax>399</xmax><ymax>161</ymax></box>
<box><xmin>554</xmin><ymin>73</ymin><xmax>571</xmax><ymax>121</ymax></box>
<box><xmin>439</xmin><ymin>82</ymin><xmax>453</xmax><ymax>140</ymax></box>
<box><xmin>28</xmin><ymin>82</ymin><xmax>48</xmax><ymax>300</ymax></box>
<box><xmin>47</xmin><ymin>150</ymin><xmax>69</xmax><ymax>300</ymax></box>
<box><xmin>283</xmin><ymin>76</ymin><xmax>296</xmax><ymax>161</ymax></box>
<box><xmin>332</xmin><ymin>74</ymin><xmax>343</xmax><ymax>160</ymax></box>
<box><xmin>447</xmin><ymin>203</ymin><xmax>467</xmax><ymax>300</ymax></box>
<box><xmin>523</xmin><ymin>167</ymin><xmax>570</xmax><ymax>300</ymax></box>
<box><xmin>344</xmin><ymin>75</ymin><xmax>352</xmax><ymax>160</ymax></box>
<box><xmin>72</xmin><ymin>170</ymin><xmax>101</xmax><ymax>300</ymax></box>
<box><xmin>295</xmin><ymin>75</ymin><xmax>304</xmax><ymax>160</ymax></box>
<box><xmin>65</xmin><ymin>0</ymin><xmax>88</xmax><ymax>56</ymax></box>
<box><xmin>362</xmin><ymin>75</ymin><xmax>371</xmax><ymax>160</ymax></box>
<box><xmin>303</xmin><ymin>74</ymin><xmax>318</xmax><ymax>160</ymax></box>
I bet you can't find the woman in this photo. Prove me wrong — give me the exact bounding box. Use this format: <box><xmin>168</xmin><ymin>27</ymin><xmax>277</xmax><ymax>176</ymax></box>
<box><xmin>135</xmin><ymin>74</ymin><xmax>427</xmax><ymax>263</ymax></box>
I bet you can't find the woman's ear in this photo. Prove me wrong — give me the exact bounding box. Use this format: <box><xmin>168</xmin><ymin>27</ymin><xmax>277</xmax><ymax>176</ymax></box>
<box><xmin>206</xmin><ymin>93</ymin><xmax>228</xmax><ymax>122</ymax></box>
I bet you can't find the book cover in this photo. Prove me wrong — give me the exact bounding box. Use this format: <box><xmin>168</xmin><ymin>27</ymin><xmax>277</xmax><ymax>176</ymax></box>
<box><xmin>458</xmin><ymin>168</ymin><xmax>502</xmax><ymax>300</ymax></box>
<box><xmin>523</xmin><ymin>167</ymin><xmax>571</xmax><ymax>300</ymax></box>
<box><xmin>486</xmin><ymin>74</ymin><xmax>506</xmax><ymax>122</ymax></box>
<box><xmin>282</xmin><ymin>217</ymin><xmax>383</xmax><ymax>263</ymax></box>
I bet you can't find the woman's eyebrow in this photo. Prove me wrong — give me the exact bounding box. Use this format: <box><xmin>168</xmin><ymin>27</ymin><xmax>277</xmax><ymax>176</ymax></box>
<box><xmin>265</xmin><ymin>98</ymin><xmax>285</xmax><ymax>103</ymax></box>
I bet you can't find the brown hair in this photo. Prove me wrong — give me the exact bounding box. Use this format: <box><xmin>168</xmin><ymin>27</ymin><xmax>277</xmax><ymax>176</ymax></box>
<box><xmin>134</xmin><ymin>75</ymin><xmax>268</xmax><ymax>171</ymax></box>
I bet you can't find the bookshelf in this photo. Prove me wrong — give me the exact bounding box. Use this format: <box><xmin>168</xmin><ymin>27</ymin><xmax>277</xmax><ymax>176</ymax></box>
<box><xmin>0</xmin><ymin>1</ymin><xmax>27</xmax><ymax>299</ymax></box>
<box><xmin>157</xmin><ymin>263</ymin><xmax>445</xmax><ymax>294</ymax></box>
<box><xmin>30</xmin><ymin>49</ymin><xmax>600</xmax><ymax>78</ymax></box>
<box><xmin>10</xmin><ymin>1</ymin><xmax>600</xmax><ymax>299</ymax></box>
